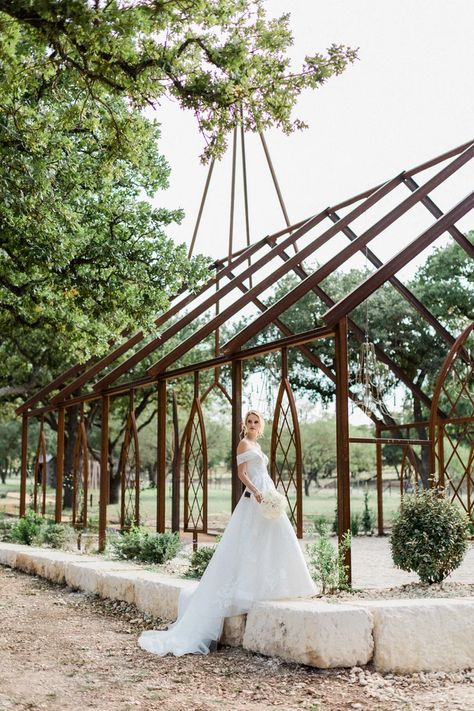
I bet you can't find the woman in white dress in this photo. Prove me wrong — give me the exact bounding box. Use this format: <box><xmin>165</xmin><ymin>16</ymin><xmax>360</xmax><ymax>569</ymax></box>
<box><xmin>138</xmin><ymin>409</ymin><xmax>316</xmax><ymax>656</ymax></box>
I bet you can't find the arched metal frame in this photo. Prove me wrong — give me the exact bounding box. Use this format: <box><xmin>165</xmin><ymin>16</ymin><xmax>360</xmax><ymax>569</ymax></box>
<box><xmin>182</xmin><ymin>373</ymin><xmax>208</xmax><ymax>539</ymax></box>
<box><xmin>16</xmin><ymin>139</ymin><xmax>474</xmax><ymax>589</ymax></box>
<box><xmin>430</xmin><ymin>321</ymin><xmax>474</xmax><ymax>524</ymax></box>
<box><xmin>119</xmin><ymin>390</ymin><xmax>141</xmax><ymax>531</ymax></box>
<box><xmin>270</xmin><ymin>347</ymin><xmax>303</xmax><ymax>537</ymax></box>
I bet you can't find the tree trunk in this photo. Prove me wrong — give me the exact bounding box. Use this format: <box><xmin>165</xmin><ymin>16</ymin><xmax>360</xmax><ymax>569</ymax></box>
<box><xmin>109</xmin><ymin>437</ymin><xmax>121</xmax><ymax>505</ymax></box>
<box><xmin>63</xmin><ymin>405</ymin><xmax>79</xmax><ymax>509</ymax></box>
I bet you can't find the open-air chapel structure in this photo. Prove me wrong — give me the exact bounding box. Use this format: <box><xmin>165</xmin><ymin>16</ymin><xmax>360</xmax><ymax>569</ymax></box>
<box><xmin>16</xmin><ymin>136</ymin><xmax>474</xmax><ymax>579</ymax></box>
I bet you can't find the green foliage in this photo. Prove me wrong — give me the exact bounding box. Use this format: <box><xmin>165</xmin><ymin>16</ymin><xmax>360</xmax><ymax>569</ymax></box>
<box><xmin>38</xmin><ymin>521</ymin><xmax>76</xmax><ymax>549</ymax></box>
<box><xmin>350</xmin><ymin>512</ymin><xmax>361</xmax><ymax>536</ymax></box>
<box><xmin>185</xmin><ymin>545</ymin><xmax>216</xmax><ymax>579</ymax></box>
<box><xmin>110</xmin><ymin>527</ymin><xmax>181</xmax><ymax>564</ymax></box>
<box><xmin>390</xmin><ymin>489</ymin><xmax>469</xmax><ymax>584</ymax></box>
<box><xmin>139</xmin><ymin>531</ymin><xmax>181</xmax><ymax>565</ymax></box>
<box><xmin>361</xmin><ymin>491</ymin><xmax>376</xmax><ymax>535</ymax></box>
<box><xmin>0</xmin><ymin>1</ymin><xmax>357</xmax><ymax>162</ymax></box>
<box><xmin>10</xmin><ymin>510</ymin><xmax>44</xmax><ymax>545</ymax></box>
<box><xmin>0</xmin><ymin>513</ymin><xmax>14</xmax><ymax>541</ymax></box>
<box><xmin>306</xmin><ymin>519</ymin><xmax>351</xmax><ymax>594</ymax></box>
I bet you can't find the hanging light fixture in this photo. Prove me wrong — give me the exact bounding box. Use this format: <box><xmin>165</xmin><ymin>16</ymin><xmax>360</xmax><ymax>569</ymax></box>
<box><xmin>349</xmin><ymin>248</ymin><xmax>393</xmax><ymax>418</ymax></box>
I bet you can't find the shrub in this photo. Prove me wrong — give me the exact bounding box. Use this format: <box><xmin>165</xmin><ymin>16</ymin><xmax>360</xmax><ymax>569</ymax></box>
<box><xmin>306</xmin><ymin>520</ymin><xmax>351</xmax><ymax>594</ymax></box>
<box><xmin>0</xmin><ymin>514</ymin><xmax>14</xmax><ymax>541</ymax></box>
<box><xmin>185</xmin><ymin>545</ymin><xmax>216</xmax><ymax>579</ymax></box>
<box><xmin>140</xmin><ymin>531</ymin><xmax>181</xmax><ymax>564</ymax></box>
<box><xmin>39</xmin><ymin>521</ymin><xmax>75</xmax><ymax>549</ymax></box>
<box><xmin>390</xmin><ymin>489</ymin><xmax>469</xmax><ymax>584</ymax></box>
<box><xmin>361</xmin><ymin>491</ymin><xmax>376</xmax><ymax>535</ymax></box>
<box><xmin>110</xmin><ymin>527</ymin><xmax>181</xmax><ymax>564</ymax></box>
<box><xmin>10</xmin><ymin>510</ymin><xmax>44</xmax><ymax>545</ymax></box>
<box><xmin>110</xmin><ymin>526</ymin><xmax>145</xmax><ymax>560</ymax></box>
<box><xmin>350</xmin><ymin>512</ymin><xmax>361</xmax><ymax>536</ymax></box>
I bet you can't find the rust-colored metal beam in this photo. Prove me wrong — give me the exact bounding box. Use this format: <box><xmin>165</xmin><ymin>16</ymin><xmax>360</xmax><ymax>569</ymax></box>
<box><xmin>375</xmin><ymin>423</ymin><xmax>384</xmax><ymax>536</ymax></box>
<box><xmin>327</xmin><ymin>211</ymin><xmax>459</xmax><ymax>349</ymax></box>
<box><xmin>188</xmin><ymin>157</ymin><xmax>215</xmax><ymax>258</ymax></box>
<box><xmin>403</xmin><ymin>176</ymin><xmax>474</xmax><ymax>259</ymax></box>
<box><xmin>224</xmin><ymin>141</ymin><xmax>474</xmax><ymax>353</ymax></box>
<box><xmin>324</xmin><ymin>190</ymin><xmax>474</xmax><ymax>327</ymax></box>
<box><xmin>15</xmin><ymin>362</ymin><xmax>89</xmax><ymax>415</ymax></box>
<box><xmin>335</xmin><ymin>318</ymin><xmax>351</xmax><ymax>582</ymax></box>
<box><xmin>54</xmin><ymin>239</ymin><xmax>272</xmax><ymax>400</ymax></box>
<box><xmin>55</xmin><ymin>407</ymin><xmax>65</xmax><ymax>523</ymax></box>
<box><xmin>19</xmin><ymin>414</ymin><xmax>28</xmax><ymax>517</ymax></box>
<box><xmin>150</xmin><ymin>176</ymin><xmax>403</xmax><ymax>374</ymax></box>
<box><xmin>98</xmin><ymin>395</ymin><xmax>109</xmax><ymax>552</ymax></box>
<box><xmin>275</xmin><ymin>246</ymin><xmax>434</xmax><ymax>411</ymax></box>
<box><xmin>231</xmin><ymin>359</ymin><xmax>243</xmax><ymax>511</ymax></box>
<box><xmin>145</xmin><ymin>209</ymin><xmax>330</xmax><ymax>376</ymax></box>
<box><xmin>156</xmin><ymin>380</ymin><xmax>167</xmax><ymax>533</ymax></box>
<box><xmin>349</xmin><ymin>437</ymin><xmax>431</xmax><ymax>446</ymax></box>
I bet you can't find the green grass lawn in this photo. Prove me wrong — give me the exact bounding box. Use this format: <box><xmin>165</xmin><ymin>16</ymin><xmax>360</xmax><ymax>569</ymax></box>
<box><xmin>0</xmin><ymin>474</ymin><xmax>404</xmax><ymax>534</ymax></box>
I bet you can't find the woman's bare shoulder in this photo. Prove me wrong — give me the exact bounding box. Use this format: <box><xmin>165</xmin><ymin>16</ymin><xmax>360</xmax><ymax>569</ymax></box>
<box><xmin>236</xmin><ymin>438</ymin><xmax>251</xmax><ymax>454</ymax></box>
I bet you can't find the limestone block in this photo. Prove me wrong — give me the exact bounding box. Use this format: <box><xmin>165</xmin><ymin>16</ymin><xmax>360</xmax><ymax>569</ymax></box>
<box><xmin>220</xmin><ymin>614</ymin><xmax>247</xmax><ymax>647</ymax></box>
<box><xmin>134</xmin><ymin>572</ymin><xmax>197</xmax><ymax>621</ymax></box>
<box><xmin>65</xmin><ymin>559</ymin><xmax>136</xmax><ymax>594</ymax></box>
<box><xmin>96</xmin><ymin>570</ymin><xmax>136</xmax><ymax>604</ymax></box>
<box><xmin>348</xmin><ymin>598</ymin><xmax>474</xmax><ymax>673</ymax></box>
<box><xmin>0</xmin><ymin>542</ymin><xmax>23</xmax><ymax>567</ymax></box>
<box><xmin>243</xmin><ymin>599</ymin><xmax>374</xmax><ymax>668</ymax></box>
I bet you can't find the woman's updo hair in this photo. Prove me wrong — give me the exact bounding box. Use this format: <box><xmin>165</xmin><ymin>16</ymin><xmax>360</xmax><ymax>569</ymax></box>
<box><xmin>240</xmin><ymin>409</ymin><xmax>265</xmax><ymax>439</ymax></box>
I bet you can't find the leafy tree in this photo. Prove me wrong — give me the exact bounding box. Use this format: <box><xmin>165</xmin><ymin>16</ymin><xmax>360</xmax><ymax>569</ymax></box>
<box><xmin>0</xmin><ymin>1</ymin><xmax>358</xmax><ymax>161</ymax></box>
<box><xmin>0</xmin><ymin>0</ymin><xmax>357</xmax><ymax>408</ymax></box>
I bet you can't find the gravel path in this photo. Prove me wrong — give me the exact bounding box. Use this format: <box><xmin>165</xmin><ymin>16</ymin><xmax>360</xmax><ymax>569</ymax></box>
<box><xmin>0</xmin><ymin>567</ymin><xmax>473</xmax><ymax>711</ymax></box>
<box><xmin>350</xmin><ymin>537</ymin><xmax>474</xmax><ymax>589</ymax></box>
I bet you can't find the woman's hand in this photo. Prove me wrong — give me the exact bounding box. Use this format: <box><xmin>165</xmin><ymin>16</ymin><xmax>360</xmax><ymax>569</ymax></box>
<box><xmin>253</xmin><ymin>489</ymin><xmax>263</xmax><ymax>504</ymax></box>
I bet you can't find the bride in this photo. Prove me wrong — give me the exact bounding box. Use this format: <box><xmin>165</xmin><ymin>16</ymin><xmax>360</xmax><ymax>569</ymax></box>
<box><xmin>138</xmin><ymin>409</ymin><xmax>316</xmax><ymax>656</ymax></box>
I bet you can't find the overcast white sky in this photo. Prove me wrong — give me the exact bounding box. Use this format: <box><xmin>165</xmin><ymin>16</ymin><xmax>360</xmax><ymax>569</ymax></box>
<box><xmin>150</xmin><ymin>0</ymin><xmax>474</xmax><ymax>274</ymax></box>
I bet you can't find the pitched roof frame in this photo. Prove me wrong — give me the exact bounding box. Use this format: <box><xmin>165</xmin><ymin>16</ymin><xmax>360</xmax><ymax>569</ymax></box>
<box><xmin>19</xmin><ymin>138</ymin><xmax>474</xmax><ymax>419</ymax></box>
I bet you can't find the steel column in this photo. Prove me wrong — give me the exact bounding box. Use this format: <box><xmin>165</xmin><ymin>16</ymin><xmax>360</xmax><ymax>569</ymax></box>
<box><xmin>231</xmin><ymin>359</ymin><xmax>243</xmax><ymax>511</ymax></box>
<box><xmin>55</xmin><ymin>407</ymin><xmax>65</xmax><ymax>523</ymax></box>
<box><xmin>20</xmin><ymin>414</ymin><xmax>28</xmax><ymax>517</ymax></box>
<box><xmin>375</xmin><ymin>423</ymin><xmax>384</xmax><ymax>536</ymax></box>
<box><xmin>335</xmin><ymin>318</ymin><xmax>352</xmax><ymax>582</ymax></box>
<box><xmin>98</xmin><ymin>395</ymin><xmax>109</xmax><ymax>552</ymax></box>
<box><xmin>156</xmin><ymin>380</ymin><xmax>167</xmax><ymax>533</ymax></box>
<box><xmin>171</xmin><ymin>389</ymin><xmax>180</xmax><ymax>532</ymax></box>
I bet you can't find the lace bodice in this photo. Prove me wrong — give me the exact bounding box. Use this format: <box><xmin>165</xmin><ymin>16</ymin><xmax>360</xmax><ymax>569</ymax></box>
<box><xmin>236</xmin><ymin>445</ymin><xmax>273</xmax><ymax>492</ymax></box>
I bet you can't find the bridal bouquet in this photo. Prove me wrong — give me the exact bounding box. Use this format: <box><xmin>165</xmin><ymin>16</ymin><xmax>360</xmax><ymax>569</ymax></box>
<box><xmin>260</xmin><ymin>489</ymin><xmax>287</xmax><ymax>520</ymax></box>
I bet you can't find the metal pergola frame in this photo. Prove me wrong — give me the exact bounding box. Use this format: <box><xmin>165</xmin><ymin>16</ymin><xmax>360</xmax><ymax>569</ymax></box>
<box><xmin>16</xmin><ymin>138</ymin><xmax>474</xmax><ymax>580</ymax></box>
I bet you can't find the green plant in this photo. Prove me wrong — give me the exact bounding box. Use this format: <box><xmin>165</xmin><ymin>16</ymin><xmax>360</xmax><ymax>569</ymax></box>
<box><xmin>390</xmin><ymin>489</ymin><xmax>469</xmax><ymax>584</ymax></box>
<box><xmin>110</xmin><ymin>527</ymin><xmax>181</xmax><ymax>564</ymax></box>
<box><xmin>350</xmin><ymin>512</ymin><xmax>361</xmax><ymax>536</ymax></box>
<box><xmin>185</xmin><ymin>546</ymin><xmax>216</xmax><ymax>579</ymax></box>
<box><xmin>10</xmin><ymin>510</ymin><xmax>45</xmax><ymax>545</ymax></box>
<box><xmin>0</xmin><ymin>514</ymin><xmax>14</xmax><ymax>541</ymax></box>
<box><xmin>361</xmin><ymin>491</ymin><xmax>376</xmax><ymax>535</ymax></box>
<box><xmin>140</xmin><ymin>531</ymin><xmax>181</xmax><ymax>564</ymax></box>
<box><xmin>332</xmin><ymin>505</ymin><xmax>338</xmax><ymax>534</ymax></box>
<box><xmin>306</xmin><ymin>520</ymin><xmax>351</xmax><ymax>594</ymax></box>
<box><xmin>312</xmin><ymin>514</ymin><xmax>328</xmax><ymax>532</ymax></box>
<box><xmin>110</xmin><ymin>526</ymin><xmax>145</xmax><ymax>560</ymax></box>
<box><xmin>39</xmin><ymin>521</ymin><xmax>75</xmax><ymax>549</ymax></box>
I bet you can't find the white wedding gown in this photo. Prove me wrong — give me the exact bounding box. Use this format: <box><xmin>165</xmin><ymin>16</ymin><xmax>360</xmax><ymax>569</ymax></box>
<box><xmin>138</xmin><ymin>443</ymin><xmax>317</xmax><ymax>656</ymax></box>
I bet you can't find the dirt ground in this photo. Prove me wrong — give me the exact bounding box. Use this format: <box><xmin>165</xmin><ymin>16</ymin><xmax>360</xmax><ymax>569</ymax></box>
<box><xmin>0</xmin><ymin>567</ymin><xmax>473</xmax><ymax>711</ymax></box>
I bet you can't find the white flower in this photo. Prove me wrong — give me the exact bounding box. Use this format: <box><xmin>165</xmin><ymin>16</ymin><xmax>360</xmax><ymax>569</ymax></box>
<box><xmin>260</xmin><ymin>489</ymin><xmax>287</xmax><ymax>519</ymax></box>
